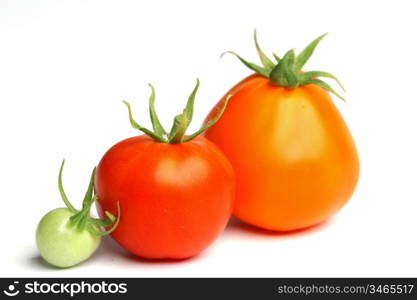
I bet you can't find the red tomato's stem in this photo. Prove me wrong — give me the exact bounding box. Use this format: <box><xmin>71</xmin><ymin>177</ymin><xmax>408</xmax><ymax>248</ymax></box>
<box><xmin>123</xmin><ymin>79</ymin><xmax>231</xmax><ymax>144</ymax></box>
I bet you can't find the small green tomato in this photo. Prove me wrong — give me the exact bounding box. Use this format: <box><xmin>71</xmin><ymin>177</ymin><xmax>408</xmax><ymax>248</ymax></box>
<box><xmin>36</xmin><ymin>208</ymin><xmax>101</xmax><ymax>268</ymax></box>
<box><xmin>36</xmin><ymin>160</ymin><xmax>120</xmax><ymax>268</ymax></box>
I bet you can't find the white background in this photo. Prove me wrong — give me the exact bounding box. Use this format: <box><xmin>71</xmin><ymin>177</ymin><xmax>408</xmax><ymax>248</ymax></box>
<box><xmin>1</xmin><ymin>0</ymin><xmax>416</xmax><ymax>277</ymax></box>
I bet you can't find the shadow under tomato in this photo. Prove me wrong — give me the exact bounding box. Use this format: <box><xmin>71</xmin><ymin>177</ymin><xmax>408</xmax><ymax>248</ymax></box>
<box><xmin>26</xmin><ymin>255</ymin><xmax>80</xmax><ymax>270</ymax></box>
<box><xmin>27</xmin><ymin>255</ymin><xmax>57</xmax><ymax>270</ymax></box>
<box><xmin>99</xmin><ymin>236</ymin><xmax>204</xmax><ymax>265</ymax></box>
<box><xmin>224</xmin><ymin>216</ymin><xmax>333</xmax><ymax>238</ymax></box>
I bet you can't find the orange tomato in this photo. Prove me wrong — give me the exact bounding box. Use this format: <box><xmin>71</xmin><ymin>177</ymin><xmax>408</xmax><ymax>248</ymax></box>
<box><xmin>204</xmin><ymin>34</ymin><xmax>359</xmax><ymax>231</ymax></box>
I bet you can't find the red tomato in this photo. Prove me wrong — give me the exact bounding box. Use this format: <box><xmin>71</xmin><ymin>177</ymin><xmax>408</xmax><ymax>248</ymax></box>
<box><xmin>95</xmin><ymin>136</ymin><xmax>234</xmax><ymax>259</ymax></box>
<box><xmin>95</xmin><ymin>81</ymin><xmax>234</xmax><ymax>259</ymax></box>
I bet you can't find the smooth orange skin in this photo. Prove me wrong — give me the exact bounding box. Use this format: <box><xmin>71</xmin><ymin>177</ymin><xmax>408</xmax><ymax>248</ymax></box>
<box><xmin>95</xmin><ymin>135</ymin><xmax>234</xmax><ymax>259</ymax></box>
<box><xmin>204</xmin><ymin>74</ymin><xmax>360</xmax><ymax>231</ymax></box>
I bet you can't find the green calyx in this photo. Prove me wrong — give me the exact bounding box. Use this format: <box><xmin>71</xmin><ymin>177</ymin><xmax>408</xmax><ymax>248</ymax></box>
<box><xmin>223</xmin><ymin>31</ymin><xmax>346</xmax><ymax>101</ymax></box>
<box><xmin>123</xmin><ymin>79</ymin><xmax>231</xmax><ymax>144</ymax></box>
<box><xmin>58</xmin><ymin>160</ymin><xmax>120</xmax><ymax>236</ymax></box>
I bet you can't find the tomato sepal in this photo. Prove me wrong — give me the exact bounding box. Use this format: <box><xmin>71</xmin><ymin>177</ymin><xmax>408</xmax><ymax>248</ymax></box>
<box><xmin>58</xmin><ymin>160</ymin><xmax>120</xmax><ymax>235</ymax></box>
<box><xmin>123</xmin><ymin>79</ymin><xmax>231</xmax><ymax>144</ymax></box>
<box><xmin>222</xmin><ymin>30</ymin><xmax>346</xmax><ymax>101</ymax></box>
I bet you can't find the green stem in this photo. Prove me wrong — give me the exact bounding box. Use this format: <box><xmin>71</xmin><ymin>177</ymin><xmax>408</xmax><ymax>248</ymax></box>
<box><xmin>88</xmin><ymin>202</ymin><xmax>121</xmax><ymax>236</ymax></box>
<box><xmin>58</xmin><ymin>160</ymin><xmax>77</xmax><ymax>213</ymax></box>
<box><xmin>124</xmin><ymin>79</ymin><xmax>228</xmax><ymax>144</ymax></box>
<box><xmin>168</xmin><ymin>111</ymin><xmax>190</xmax><ymax>144</ymax></box>
<box><xmin>167</xmin><ymin>79</ymin><xmax>200</xmax><ymax>143</ymax></box>
<box><xmin>148</xmin><ymin>84</ymin><xmax>167</xmax><ymax>137</ymax></box>
<box><xmin>224</xmin><ymin>31</ymin><xmax>346</xmax><ymax>101</ymax></box>
<box><xmin>182</xmin><ymin>94</ymin><xmax>232</xmax><ymax>143</ymax></box>
<box><xmin>59</xmin><ymin>161</ymin><xmax>120</xmax><ymax>235</ymax></box>
<box><xmin>123</xmin><ymin>101</ymin><xmax>166</xmax><ymax>142</ymax></box>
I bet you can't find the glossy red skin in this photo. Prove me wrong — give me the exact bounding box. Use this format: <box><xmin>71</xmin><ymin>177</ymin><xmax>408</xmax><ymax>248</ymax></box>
<box><xmin>95</xmin><ymin>135</ymin><xmax>234</xmax><ymax>259</ymax></box>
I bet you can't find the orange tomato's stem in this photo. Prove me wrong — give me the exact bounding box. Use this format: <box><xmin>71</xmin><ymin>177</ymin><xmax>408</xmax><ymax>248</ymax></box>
<box><xmin>222</xmin><ymin>31</ymin><xmax>346</xmax><ymax>101</ymax></box>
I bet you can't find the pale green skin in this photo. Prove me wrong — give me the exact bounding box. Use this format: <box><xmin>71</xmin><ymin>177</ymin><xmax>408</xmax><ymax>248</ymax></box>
<box><xmin>36</xmin><ymin>208</ymin><xmax>101</xmax><ymax>268</ymax></box>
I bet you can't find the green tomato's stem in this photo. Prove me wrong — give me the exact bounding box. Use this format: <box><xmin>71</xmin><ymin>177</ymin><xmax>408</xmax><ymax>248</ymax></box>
<box><xmin>58</xmin><ymin>160</ymin><xmax>78</xmax><ymax>213</ymax></box>
<box><xmin>88</xmin><ymin>202</ymin><xmax>121</xmax><ymax>236</ymax></box>
<box><xmin>60</xmin><ymin>161</ymin><xmax>120</xmax><ymax>235</ymax></box>
<box><xmin>82</xmin><ymin>167</ymin><xmax>96</xmax><ymax>206</ymax></box>
<box><xmin>70</xmin><ymin>201</ymin><xmax>92</xmax><ymax>231</ymax></box>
